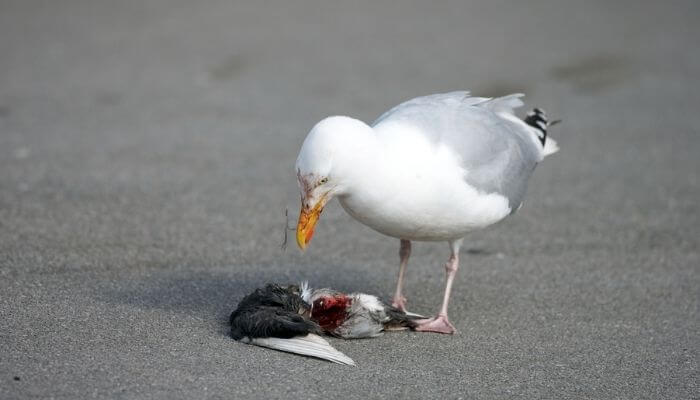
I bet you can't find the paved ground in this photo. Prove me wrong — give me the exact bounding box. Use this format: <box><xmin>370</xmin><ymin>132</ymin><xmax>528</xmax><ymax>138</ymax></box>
<box><xmin>1</xmin><ymin>1</ymin><xmax>698</xmax><ymax>398</ymax></box>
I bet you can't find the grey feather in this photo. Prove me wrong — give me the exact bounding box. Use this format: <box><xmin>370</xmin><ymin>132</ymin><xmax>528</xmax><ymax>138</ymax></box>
<box><xmin>372</xmin><ymin>91</ymin><xmax>544</xmax><ymax>209</ymax></box>
<box><xmin>335</xmin><ymin>293</ymin><xmax>420</xmax><ymax>339</ymax></box>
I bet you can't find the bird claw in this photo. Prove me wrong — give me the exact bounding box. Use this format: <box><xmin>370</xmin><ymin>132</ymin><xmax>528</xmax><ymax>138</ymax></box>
<box><xmin>414</xmin><ymin>315</ymin><xmax>456</xmax><ymax>334</ymax></box>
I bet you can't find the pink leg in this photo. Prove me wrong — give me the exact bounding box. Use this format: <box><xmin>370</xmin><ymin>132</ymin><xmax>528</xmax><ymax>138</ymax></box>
<box><xmin>415</xmin><ymin>240</ymin><xmax>462</xmax><ymax>334</ymax></box>
<box><xmin>392</xmin><ymin>239</ymin><xmax>411</xmax><ymax>311</ymax></box>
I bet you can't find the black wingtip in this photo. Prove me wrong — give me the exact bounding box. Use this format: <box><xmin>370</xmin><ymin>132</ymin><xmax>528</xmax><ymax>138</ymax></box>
<box><xmin>523</xmin><ymin>107</ymin><xmax>550</xmax><ymax>145</ymax></box>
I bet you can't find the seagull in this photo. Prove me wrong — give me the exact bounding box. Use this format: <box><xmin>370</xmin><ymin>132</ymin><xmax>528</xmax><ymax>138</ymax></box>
<box><xmin>294</xmin><ymin>91</ymin><xmax>559</xmax><ymax>334</ymax></box>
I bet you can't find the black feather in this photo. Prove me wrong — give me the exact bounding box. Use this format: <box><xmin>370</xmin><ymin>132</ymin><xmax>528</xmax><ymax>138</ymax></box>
<box><xmin>523</xmin><ymin>107</ymin><xmax>550</xmax><ymax>145</ymax></box>
<box><xmin>230</xmin><ymin>284</ymin><xmax>320</xmax><ymax>340</ymax></box>
<box><xmin>383</xmin><ymin>304</ymin><xmax>422</xmax><ymax>330</ymax></box>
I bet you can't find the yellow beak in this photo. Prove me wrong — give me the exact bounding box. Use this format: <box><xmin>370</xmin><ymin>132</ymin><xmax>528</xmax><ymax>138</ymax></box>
<box><xmin>296</xmin><ymin>196</ymin><xmax>326</xmax><ymax>250</ymax></box>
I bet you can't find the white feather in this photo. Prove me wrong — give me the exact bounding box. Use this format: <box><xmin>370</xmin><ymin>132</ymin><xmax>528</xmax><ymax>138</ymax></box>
<box><xmin>353</xmin><ymin>294</ymin><xmax>384</xmax><ymax>313</ymax></box>
<box><xmin>543</xmin><ymin>137</ymin><xmax>559</xmax><ymax>157</ymax></box>
<box><xmin>481</xmin><ymin>93</ymin><xmax>524</xmax><ymax>113</ymax></box>
<box><xmin>336</xmin><ymin>121</ymin><xmax>512</xmax><ymax>240</ymax></box>
<box><xmin>299</xmin><ymin>281</ymin><xmax>312</xmax><ymax>303</ymax></box>
<box><xmin>242</xmin><ymin>334</ymin><xmax>355</xmax><ymax>366</ymax></box>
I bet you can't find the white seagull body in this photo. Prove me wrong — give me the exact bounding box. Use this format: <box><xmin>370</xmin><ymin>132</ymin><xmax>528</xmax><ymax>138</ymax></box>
<box><xmin>295</xmin><ymin>91</ymin><xmax>558</xmax><ymax>334</ymax></box>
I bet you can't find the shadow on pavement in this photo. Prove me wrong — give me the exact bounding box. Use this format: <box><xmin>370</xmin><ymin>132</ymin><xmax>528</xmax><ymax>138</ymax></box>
<box><xmin>93</xmin><ymin>263</ymin><xmax>377</xmax><ymax>335</ymax></box>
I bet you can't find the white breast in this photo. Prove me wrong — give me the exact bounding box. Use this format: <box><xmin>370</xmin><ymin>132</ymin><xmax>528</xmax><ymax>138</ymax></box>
<box><xmin>338</xmin><ymin>125</ymin><xmax>512</xmax><ymax>241</ymax></box>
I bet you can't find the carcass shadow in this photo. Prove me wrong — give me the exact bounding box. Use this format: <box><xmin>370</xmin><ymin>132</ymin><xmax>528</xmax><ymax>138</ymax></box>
<box><xmin>94</xmin><ymin>261</ymin><xmax>385</xmax><ymax>337</ymax></box>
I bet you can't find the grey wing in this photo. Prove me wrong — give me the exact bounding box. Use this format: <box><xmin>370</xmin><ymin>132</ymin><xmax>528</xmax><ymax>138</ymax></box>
<box><xmin>335</xmin><ymin>300</ymin><xmax>387</xmax><ymax>339</ymax></box>
<box><xmin>372</xmin><ymin>92</ymin><xmax>543</xmax><ymax>209</ymax></box>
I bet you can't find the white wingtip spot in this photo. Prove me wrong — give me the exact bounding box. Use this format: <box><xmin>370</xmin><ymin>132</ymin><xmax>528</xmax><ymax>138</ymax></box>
<box><xmin>543</xmin><ymin>137</ymin><xmax>560</xmax><ymax>157</ymax></box>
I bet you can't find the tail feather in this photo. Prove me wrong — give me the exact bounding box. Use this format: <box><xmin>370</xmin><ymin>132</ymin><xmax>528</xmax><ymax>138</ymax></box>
<box><xmin>384</xmin><ymin>305</ymin><xmax>424</xmax><ymax>330</ymax></box>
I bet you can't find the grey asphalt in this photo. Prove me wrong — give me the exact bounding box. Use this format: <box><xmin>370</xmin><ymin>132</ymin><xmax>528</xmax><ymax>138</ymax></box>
<box><xmin>1</xmin><ymin>1</ymin><xmax>698</xmax><ymax>399</ymax></box>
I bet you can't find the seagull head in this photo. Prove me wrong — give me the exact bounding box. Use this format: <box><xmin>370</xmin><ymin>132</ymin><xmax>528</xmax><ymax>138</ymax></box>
<box><xmin>294</xmin><ymin>116</ymin><xmax>374</xmax><ymax>250</ymax></box>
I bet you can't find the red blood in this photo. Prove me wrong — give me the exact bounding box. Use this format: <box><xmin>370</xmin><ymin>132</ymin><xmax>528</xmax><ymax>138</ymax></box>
<box><xmin>311</xmin><ymin>295</ymin><xmax>352</xmax><ymax>332</ymax></box>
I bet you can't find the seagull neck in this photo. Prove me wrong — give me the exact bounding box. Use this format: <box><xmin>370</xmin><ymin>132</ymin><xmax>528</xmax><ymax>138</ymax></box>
<box><xmin>334</xmin><ymin>127</ymin><xmax>394</xmax><ymax>199</ymax></box>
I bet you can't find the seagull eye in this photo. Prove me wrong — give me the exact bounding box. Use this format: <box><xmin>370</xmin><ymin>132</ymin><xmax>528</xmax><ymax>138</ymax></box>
<box><xmin>319</xmin><ymin>177</ymin><xmax>328</xmax><ymax>184</ymax></box>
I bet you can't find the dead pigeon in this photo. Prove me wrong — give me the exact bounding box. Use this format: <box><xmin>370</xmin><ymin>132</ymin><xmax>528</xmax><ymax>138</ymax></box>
<box><xmin>229</xmin><ymin>284</ymin><xmax>355</xmax><ymax>365</ymax></box>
